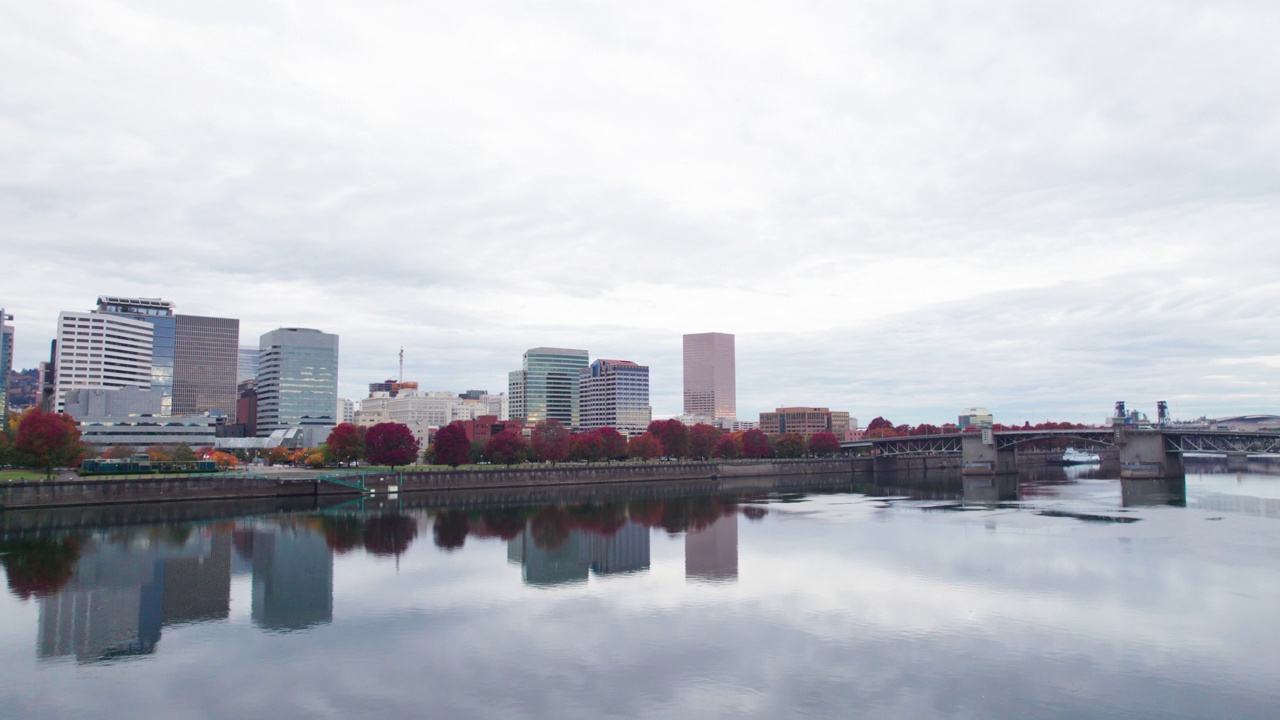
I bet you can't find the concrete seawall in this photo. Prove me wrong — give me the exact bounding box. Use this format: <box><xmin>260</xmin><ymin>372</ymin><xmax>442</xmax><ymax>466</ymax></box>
<box><xmin>0</xmin><ymin>459</ymin><xmax>858</xmax><ymax>510</ymax></box>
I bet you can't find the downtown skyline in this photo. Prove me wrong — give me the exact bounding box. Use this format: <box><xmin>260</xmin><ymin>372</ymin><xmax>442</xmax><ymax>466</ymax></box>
<box><xmin>5</xmin><ymin>2</ymin><xmax>1280</xmax><ymax>425</ymax></box>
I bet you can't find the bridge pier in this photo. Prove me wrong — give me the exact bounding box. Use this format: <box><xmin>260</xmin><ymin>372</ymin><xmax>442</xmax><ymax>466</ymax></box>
<box><xmin>1117</xmin><ymin>430</ymin><xmax>1184</xmax><ymax>480</ymax></box>
<box><xmin>961</xmin><ymin>432</ymin><xmax>1017</xmax><ymax>476</ymax></box>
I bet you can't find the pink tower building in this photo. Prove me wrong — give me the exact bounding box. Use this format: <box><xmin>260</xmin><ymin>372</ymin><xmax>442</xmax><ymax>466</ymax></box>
<box><xmin>682</xmin><ymin>332</ymin><xmax>736</xmax><ymax>420</ymax></box>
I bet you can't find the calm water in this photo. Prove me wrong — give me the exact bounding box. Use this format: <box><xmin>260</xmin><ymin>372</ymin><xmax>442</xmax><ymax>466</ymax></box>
<box><xmin>2</xmin><ymin>465</ymin><xmax>1279</xmax><ymax>719</ymax></box>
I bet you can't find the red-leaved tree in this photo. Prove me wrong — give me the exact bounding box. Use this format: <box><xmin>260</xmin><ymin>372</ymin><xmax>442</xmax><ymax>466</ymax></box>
<box><xmin>712</xmin><ymin>434</ymin><xmax>742</xmax><ymax>459</ymax></box>
<box><xmin>530</xmin><ymin>419</ymin><xmax>571</xmax><ymax>463</ymax></box>
<box><xmin>688</xmin><ymin>423</ymin><xmax>723</xmax><ymax>459</ymax></box>
<box><xmin>365</xmin><ymin>422</ymin><xmax>420</xmax><ymax>469</ymax></box>
<box><xmin>433</xmin><ymin>421</ymin><xmax>472</xmax><ymax>468</ymax></box>
<box><xmin>14</xmin><ymin>409</ymin><xmax>85</xmax><ymax>480</ymax></box>
<box><xmin>627</xmin><ymin>432</ymin><xmax>663</xmax><ymax>460</ymax></box>
<box><xmin>597</xmin><ymin>427</ymin><xmax>628</xmax><ymax>459</ymax></box>
<box><xmin>484</xmin><ymin>429</ymin><xmax>529</xmax><ymax>465</ymax></box>
<box><xmin>569</xmin><ymin>431</ymin><xmax>605</xmax><ymax>462</ymax></box>
<box><xmin>647</xmin><ymin>419</ymin><xmax>690</xmax><ymax>458</ymax></box>
<box><xmin>325</xmin><ymin>423</ymin><xmax>365</xmax><ymax>464</ymax></box>
<box><xmin>742</xmin><ymin>428</ymin><xmax>771</xmax><ymax>458</ymax></box>
<box><xmin>808</xmin><ymin>432</ymin><xmax>841</xmax><ymax>455</ymax></box>
<box><xmin>772</xmin><ymin>432</ymin><xmax>806</xmax><ymax>458</ymax></box>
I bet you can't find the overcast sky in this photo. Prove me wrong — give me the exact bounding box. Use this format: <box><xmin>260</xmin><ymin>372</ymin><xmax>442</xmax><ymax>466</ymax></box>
<box><xmin>4</xmin><ymin>1</ymin><xmax>1279</xmax><ymax>425</ymax></box>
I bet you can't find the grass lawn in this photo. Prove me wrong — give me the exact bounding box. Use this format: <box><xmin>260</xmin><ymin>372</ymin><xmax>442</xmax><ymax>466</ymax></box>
<box><xmin>1</xmin><ymin>468</ymin><xmax>52</xmax><ymax>482</ymax></box>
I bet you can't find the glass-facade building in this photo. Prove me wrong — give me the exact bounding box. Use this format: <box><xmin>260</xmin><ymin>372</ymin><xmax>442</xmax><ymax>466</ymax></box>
<box><xmin>96</xmin><ymin>297</ymin><xmax>176</xmax><ymax>415</ymax></box>
<box><xmin>237</xmin><ymin>346</ymin><xmax>259</xmax><ymax>385</ymax></box>
<box><xmin>256</xmin><ymin>328</ymin><xmax>339</xmax><ymax>439</ymax></box>
<box><xmin>1</xmin><ymin>308</ymin><xmax>13</xmax><ymax>420</ymax></box>
<box><xmin>579</xmin><ymin>359</ymin><xmax>652</xmax><ymax>436</ymax></box>
<box><xmin>508</xmin><ymin>347</ymin><xmax>588</xmax><ymax>428</ymax></box>
<box><xmin>173</xmin><ymin>315</ymin><xmax>239</xmax><ymax>417</ymax></box>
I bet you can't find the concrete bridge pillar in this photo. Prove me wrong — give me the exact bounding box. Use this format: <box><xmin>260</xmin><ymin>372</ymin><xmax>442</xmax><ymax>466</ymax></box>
<box><xmin>961</xmin><ymin>431</ymin><xmax>1017</xmax><ymax>476</ymax></box>
<box><xmin>1117</xmin><ymin>430</ymin><xmax>1185</xmax><ymax>480</ymax></box>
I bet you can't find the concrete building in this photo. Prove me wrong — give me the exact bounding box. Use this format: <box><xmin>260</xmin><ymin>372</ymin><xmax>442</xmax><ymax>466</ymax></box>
<box><xmin>173</xmin><ymin>314</ymin><xmax>239</xmax><ymax>418</ymax></box>
<box><xmin>64</xmin><ymin>386</ymin><xmax>164</xmax><ymax>418</ymax></box>
<box><xmin>353</xmin><ymin>389</ymin><xmax>506</xmax><ymax>447</ymax></box>
<box><xmin>338</xmin><ymin>398</ymin><xmax>355</xmax><ymax>424</ymax></box>
<box><xmin>1</xmin><ymin>308</ymin><xmax>12</xmax><ymax>420</ymax></box>
<box><xmin>759</xmin><ymin>407</ymin><xmax>850</xmax><ymax>435</ymax></box>
<box><xmin>683</xmin><ymin>332</ymin><xmax>736</xmax><ymax>421</ymax></box>
<box><xmin>95</xmin><ymin>296</ymin><xmax>177</xmax><ymax>415</ymax></box>
<box><xmin>52</xmin><ymin>311</ymin><xmax>154</xmax><ymax>413</ymax></box>
<box><xmin>959</xmin><ymin>407</ymin><xmax>994</xmax><ymax>429</ymax></box>
<box><xmin>579</xmin><ymin>359</ymin><xmax>652</xmax><ymax>436</ymax></box>
<box><xmin>256</xmin><ymin>328</ymin><xmax>339</xmax><ymax>447</ymax></box>
<box><xmin>508</xmin><ymin>347</ymin><xmax>589</xmax><ymax>427</ymax></box>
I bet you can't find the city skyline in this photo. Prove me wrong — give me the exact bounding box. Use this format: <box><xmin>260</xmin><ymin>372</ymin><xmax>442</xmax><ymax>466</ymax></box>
<box><xmin>5</xmin><ymin>3</ymin><xmax>1280</xmax><ymax>425</ymax></box>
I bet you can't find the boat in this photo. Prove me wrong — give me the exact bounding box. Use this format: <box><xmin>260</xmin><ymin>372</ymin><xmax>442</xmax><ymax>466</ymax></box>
<box><xmin>1060</xmin><ymin>447</ymin><xmax>1101</xmax><ymax>465</ymax></box>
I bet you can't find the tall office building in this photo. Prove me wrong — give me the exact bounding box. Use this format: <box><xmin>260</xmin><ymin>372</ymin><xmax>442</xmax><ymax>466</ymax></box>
<box><xmin>237</xmin><ymin>346</ymin><xmax>259</xmax><ymax>384</ymax></box>
<box><xmin>95</xmin><ymin>296</ymin><xmax>176</xmax><ymax>415</ymax></box>
<box><xmin>52</xmin><ymin>312</ymin><xmax>154</xmax><ymax>413</ymax></box>
<box><xmin>1</xmin><ymin>308</ymin><xmax>12</xmax><ymax>420</ymax></box>
<box><xmin>173</xmin><ymin>314</ymin><xmax>239</xmax><ymax>417</ymax></box>
<box><xmin>683</xmin><ymin>332</ymin><xmax>736</xmax><ymax>420</ymax></box>
<box><xmin>508</xmin><ymin>347</ymin><xmax>589</xmax><ymax>427</ymax></box>
<box><xmin>579</xmin><ymin>359</ymin><xmax>652</xmax><ymax>436</ymax></box>
<box><xmin>256</xmin><ymin>328</ymin><xmax>339</xmax><ymax>443</ymax></box>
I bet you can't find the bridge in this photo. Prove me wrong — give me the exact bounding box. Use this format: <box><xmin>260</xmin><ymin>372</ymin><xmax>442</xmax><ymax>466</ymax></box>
<box><xmin>841</xmin><ymin>426</ymin><xmax>1280</xmax><ymax>478</ymax></box>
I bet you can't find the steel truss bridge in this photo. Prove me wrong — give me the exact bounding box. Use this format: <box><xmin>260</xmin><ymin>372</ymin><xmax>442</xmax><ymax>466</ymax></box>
<box><xmin>842</xmin><ymin>429</ymin><xmax>1280</xmax><ymax>457</ymax></box>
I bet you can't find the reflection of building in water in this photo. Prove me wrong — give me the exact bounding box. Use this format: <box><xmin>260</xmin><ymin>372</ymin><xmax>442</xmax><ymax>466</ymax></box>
<box><xmin>685</xmin><ymin>514</ymin><xmax>738</xmax><ymax>582</ymax></box>
<box><xmin>507</xmin><ymin>521</ymin><xmax>651</xmax><ymax>586</ymax></box>
<box><xmin>251</xmin><ymin>526</ymin><xmax>333</xmax><ymax>631</ymax></box>
<box><xmin>37</xmin><ymin>530</ymin><xmax>230</xmax><ymax>663</ymax></box>
<box><xmin>1121</xmin><ymin>477</ymin><xmax>1187</xmax><ymax>508</ymax></box>
<box><xmin>963</xmin><ymin>476</ymin><xmax>1019</xmax><ymax>506</ymax></box>
<box><xmin>583</xmin><ymin>521</ymin><xmax>650</xmax><ymax>575</ymax></box>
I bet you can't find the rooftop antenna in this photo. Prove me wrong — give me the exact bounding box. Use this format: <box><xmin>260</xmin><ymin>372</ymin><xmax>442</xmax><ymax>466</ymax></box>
<box><xmin>399</xmin><ymin>347</ymin><xmax>404</xmax><ymax>384</ymax></box>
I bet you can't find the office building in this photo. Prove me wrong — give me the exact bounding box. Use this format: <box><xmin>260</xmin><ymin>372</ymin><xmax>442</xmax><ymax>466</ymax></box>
<box><xmin>173</xmin><ymin>314</ymin><xmax>239</xmax><ymax>417</ymax></box>
<box><xmin>52</xmin><ymin>311</ymin><xmax>154</xmax><ymax>413</ymax></box>
<box><xmin>338</xmin><ymin>398</ymin><xmax>355</xmax><ymax>424</ymax></box>
<box><xmin>508</xmin><ymin>347</ymin><xmax>589</xmax><ymax>427</ymax></box>
<box><xmin>236</xmin><ymin>346</ymin><xmax>259</xmax><ymax>384</ymax></box>
<box><xmin>579</xmin><ymin>359</ymin><xmax>652</xmax><ymax>436</ymax></box>
<box><xmin>95</xmin><ymin>296</ymin><xmax>177</xmax><ymax>415</ymax></box>
<box><xmin>959</xmin><ymin>407</ymin><xmax>994</xmax><ymax>429</ymax></box>
<box><xmin>256</xmin><ymin>328</ymin><xmax>339</xmax><ymax>445</ymax></box>
<box><xmin>683</xmin><ymin>332</ymin><xmax>736</xmax><ymax>420</ymax></box>
<box><xmin>1</xmin><ymin>308</ymin><xmax>12</xmax><ymax>420</ymax></box>
<box><xmin>758</xmin><ymin>407</ymin><xmax>851</xmax><ymax>435</ymax></box>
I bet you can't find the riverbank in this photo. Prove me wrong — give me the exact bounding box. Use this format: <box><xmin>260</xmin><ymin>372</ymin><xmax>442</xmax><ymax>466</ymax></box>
<box><xmin>0</xmin><ymin>458</ymin><xmax>864</xmax><ymax>511</ymax></box>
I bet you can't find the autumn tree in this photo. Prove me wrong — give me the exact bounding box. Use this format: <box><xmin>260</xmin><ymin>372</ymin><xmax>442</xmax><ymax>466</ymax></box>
<box><xmin>208</xmin><ymin>450</ymin><xmax>239</xmax><ymax>469</ymax></box>
<box><xmin>569</xmin><ymin>431</ymin><xmax>605</xmax><ymax>462</ymax></box>
<box><xmin>712</xmin><ymin>434</ymin><xmax>742</xmax><ymax>459</ymax></box>
<box><xmin>325</xmin><ymin>423</ymin><xmax>365</xmax><ymax>464</ymax></box>
<box><xmin>808</xmin><ymin>432</ymin><xmax>841</xmax><ymax>455</ymax></box>
<box><xmin>864</xmin><ymin>416</ymin><xmax>898</xmax><ymax>439</ymax></box>
<box><xmin>267</xmin><ymin>445</ymin><xmax>293</xmax><ymax>465</ymax></box>
<box><xmin>688</xmin><ymin>423</ymin><xmax>723</xmax><ymax>459</ymax></box>
<box><xmin>741</xmin><ymin>428</ymin><xmax>771</xmax><ymax>459</ymax></box>
<box><xmin>365</xmin><ymin>422</ymin><xmax>421</xmax><ymax>469</ymax></box>
<box><xmin>772</xmin><ymin>432</ymin><xmax>807</xmax><ymax>458</ymax></box>
<box><xmin>13</xmin><ymin>409</ymin><xmax>85</xmax><ymax>480</ymax></box>
<box><xmin>530</xmin><ymin>419</ymin><xmax>571</xmax><ymax>463</ymax></box>
<box><xmin>147</xmin><ymin>445</ymin><xmax>175</xmax><ymax>462</ymax></box>
<box><xmin>647</xmin><ymin>419</ymin><xmax>690</xmax><ymax>458</ymax></box>
<box><xmin>484</xmin><ymin>429</ymin><xmax>528</xmax><ymax>465</ymax></box>
<box><xmin>433</xmin><ymin>421</ymin><xmax>472</xmax><ymax>468</ymax></box>
<box><xmin>101</xmin><ymin>445</ymin><xmax>135</xmax><ymax>460</ymax></box>
<box><xmin>626</xmin><ymin>432</ymin><xmax>663</xmax><ymax>460</ymax></box>
<box><xmin>597</xmin><ymin>427</ymin><xmax>628</xmax><ymax>459</ymax></box>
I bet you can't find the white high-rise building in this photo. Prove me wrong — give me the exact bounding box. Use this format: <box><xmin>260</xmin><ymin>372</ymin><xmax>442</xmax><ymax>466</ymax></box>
<box><xmin>53</xmin><ymin>312</ymin><xmax>154</xmax><ymax>413</ymax></box>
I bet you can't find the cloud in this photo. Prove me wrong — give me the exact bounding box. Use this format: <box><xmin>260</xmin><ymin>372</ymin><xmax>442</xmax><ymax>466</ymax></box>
<box><xmin>3</xmin><ymin>0</ymin><xmax>1279</xmax><ymax>423</ymax></box>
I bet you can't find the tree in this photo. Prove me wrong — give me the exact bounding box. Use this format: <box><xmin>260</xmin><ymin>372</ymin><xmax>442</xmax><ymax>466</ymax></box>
<box><xmin>865</xmin><ymin>416</ymin><xmax>898</xmax><ymax>439</ymax></box>
<box><xmin>530</xmin><ymin>419</ymin><xmax>571</xmax><ymax>463</ymax></box>
<box><xmin>742</xmin><ymin>428</ymin><xmax>771</xmax><ymax>458</ymax></box>
<box><xmin>12</xmin><ymin>409</ymin><xmax>85</xmax><ymax>480</ymax></box>
<box><xmin>597</xmin><ymin>427</ymin><xmax>628</xmax><ymax>459</ymax></box>
<box><xmin>647</xmin><ymin>419</ymin><xmax>690</xmax><ymax>458</ymax></box>
<box><xmin>101</xmin><ymin>445</ymin><xmax>135</xmax><ymax>460</ymax></box>
<box><xmin>208</xmin><ymin>450</ymin><xmax>239</xmax><ymax>469</ymax></box>
<box><xmin>569</xmin><ymin>431</ymin><xmax>605</xmax><ymax>462</ymax></box>
<box><xmin>266</xmin><ymin>445</ymin><xmax>293</xmax><ymax>465</ymax></box>
<box><xmin>627</xmin><ymin>432</ymin><xmax>663</xmax><ymax>460</ymax></box>
<box><xmin>171</xmin><ymin>443</ymin><xmax>197</xmax><ymax>462</ymax></box>
<box><xmin>688</xmin><ymin>423</ymin><xmax>723</xmax><ymax>459</ymax></box>
<box><xmin>808</xmin><ymin>432</ymin><xmax>841</xmax><ymax>455</ymax></box>
<box><xmin>325</xmin><ymin>423</ymin><xmax>365</xmax><ymax>464</ymax></box>
<box><xmin>484</xmin><ymin>429</ymin><xmax>528</xmax><ymax>465</ymax></box>
<box><xmin>147</xmin><ymin>445</ymin><xmax>175</xmax><ymax>462</ymax></box>
<box><xmin>365</xmin><ymin>422</ymin><xmax>421</xmax><ymax>469</ymax></box>
<box><xmin>433</xmin><ymin>421</ymin><xmax>472</xmax><ymax>468</ymax></box>
<box><xmin>773</xmin><ymin>432</ymin><xmax>807</xmax><ymax>458</ymax></box>
<box><xmin>712</xmin><ymin>433</ymin><xmax>742</xmax><ymax>459</ymax></box>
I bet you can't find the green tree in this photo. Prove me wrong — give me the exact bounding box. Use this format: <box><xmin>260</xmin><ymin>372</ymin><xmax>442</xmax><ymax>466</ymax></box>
<box><xmin>13</xmin><ymin>409</ymin><xmax>85</xmax><ymax>480</ymax></box>
<box><xmin>171</xmin><ymin>443</ymin><xmax>197</xmax><ymax>463</ymax></box>
<box><xmin>772</xmin><ymin>432</ymin><xmax>806</xmax><ymax>458</ymax></box>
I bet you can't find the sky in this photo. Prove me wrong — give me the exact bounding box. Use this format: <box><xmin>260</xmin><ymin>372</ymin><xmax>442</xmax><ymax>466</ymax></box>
<box><xmin>3</xmin><ymin>0</ymin><xmax>1279</xmax><ymax>426</ymax></box>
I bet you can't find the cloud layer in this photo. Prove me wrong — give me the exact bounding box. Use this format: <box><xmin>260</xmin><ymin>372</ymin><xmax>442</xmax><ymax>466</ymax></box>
<box><xmin>4</xmin><ymin>1</ymin><xmax>1279</xmax><ymax>423</ymax></box>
